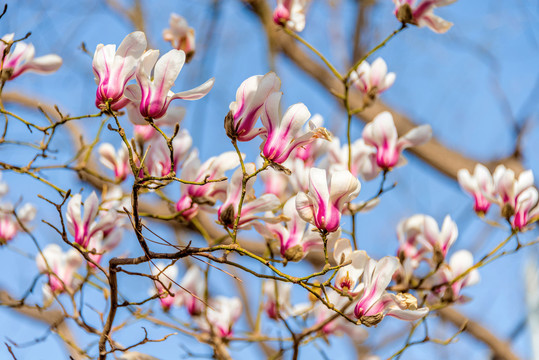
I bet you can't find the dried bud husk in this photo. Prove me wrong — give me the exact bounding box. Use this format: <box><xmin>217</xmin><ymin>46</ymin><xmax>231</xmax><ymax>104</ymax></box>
<box><xmin>192</xmin><ymin>196</ymin><xmax>216</xmax><ymax>206</ymax></box>
<box><xmin>432</xmin><ymin>244</ymin><xmax>445</xmax><ymax>267</ymax></box>
<box><xmin>220</xmin><ymin>204</ymin><xmax>236</xmax><ymax>226</ymax></box>
<box><xmin>224</xmin><ymin>110</ymin><xmax>237</xmax><ymax>140</ymax></box>
<box><xmin>442</xmin><ymin>286</ymin><xmax>455</xmax><ymax>303</ymax></box>
<box><xmin>268</xmin><ymin>160</ymin><xmax>292</xmax><ymax>175</ymax></box>
<box><xmin>396</xmin><ymin>4</ymin><xmax>414</xmax><ymax>24</ymax></box>
<box><xmin>284</xmin><ymin>245</ymin><xmax>304</xmax><ymax>262</ymax></box>
<box><xmin>501</xmin><ymin>203</ymin><xmax>515</xmax><ymax>219</ymax></box>
<box><xmin>0</xmin><ymin>68</ymin><xmax>13</xmax><ymax>82</ymax></box>
<box><xmin>360</xmin><ymin>313</ymin><xmax>384</xmax><ymax>327</ymax></box>
<box><xmin>185</xmin><ymin>50</ymin><xmax>195</xmax><ymax>64</ymax></box>
<box><xmin>396</xmin><ymin>292</ymin><xmax>418</xmax><ymax>310</ymax></box>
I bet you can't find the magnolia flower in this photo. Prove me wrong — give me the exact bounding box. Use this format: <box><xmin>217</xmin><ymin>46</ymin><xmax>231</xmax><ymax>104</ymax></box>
<box><xmin>177</xmin><ymin>266</ymin><xmax>205</xmax><ymax>316</ymax></box>
<box><xmin>175</xmin><ymin>150</ymin><xmax>240</xmax><ymax>221</ymax></box>
<box><xmin>226</xmin><ymin>72</ymin><xmax>281</xmax><ymax>141</ymax></box>
<box><xmin>133</xmin><ymin>107</ymin><xmax>186</xmax><ymax>140</ymax></box>
<box><xmin>258</xmin><ymin>164</ymin><xmax>290</xmax><ymax>200</ymax></box>
<box><xmin>0</xmin><ymin>202</ymin><xmax>36</xmax><ymax>244</ymax></box>
<box><xmin>396</xmin><ymin>214</ymin><xmax>457</xmax><ymax>269</ymax></box>
<box><xmin>163</xmin><ymin>13</ymin><xmax>196</xmax><ymax>62</ymax></box>
<box><xmin>150</xmin><ymin>262</ymin><xmax>180</xmax><ymax>311</ymax></box>
<box><xmin>217</xmin><ymin>163</ymin><xmax>280</xmax><ymax>229</ymax></box>
<box><xmin>393</xmin><ymin>0</ymin><xmax>458</xmax><ymax>34</ymax></box>
<box><xmin>293</xmin><ymin>114</ymin><xmax>330</xmax><ymax>166</ymax></box>
<box><xmin>66</xmin><ymin>192</ymin><xmax>119</xmax><ymax>250</ymax></box>
<box><xmin>197</xmin><ymin>296</ymin><xmax>242</xmax><ymax>338</ymax></box>
<box><xmin>0</xmin><ymin>33</ymin><xmax>62</xmax><ymax>81</ymax></box>
<box><xmin>263</xmin><ymin>281</ymin><xmax>293</xmax><ymax>319</ymax></box>
<box><xmin>350</xmin><ymin>58</ymin><xmax>395</xmax><ymax>105</ymax></box>
<box><xmin>255</xmin><ymin>196</ymin><xmax>324</xmax><ymax>262</ymax></box>
<box><xmin>35</xmin><ymin>244</ymin><xmax>82</xmax><ymax>302</ymax></box>
<box><xmin>427</xmin><ymin>250</ymin><xmax>479</xmax><ymax>303</ymax></box>
<box><xmin>333</xmin><ymin>239</ymin><xmax>368</xmax><ymax>294</ymax></box>
<box><xmin>288</xmin><ymin>158</ymin><xmax>311</xmax><ymax>193</ymax></box>
<box><xmin>273</xmin><ymin>0</ymin><xmax>310</xmax><ymax>32</ymax></box>
<box><xmin>512</xmin><ymin>187</ymin><xmax>539</xmax><ymax>231</ymax></box>
<box><xmin>362</xmin><ymin>111</ymin><xmax>431</xmax><ymax>170</ymax></box>
<box><xmin>101</xmin><ymin>186</ymin><xmax>130</xmax><ymax>213</ymax></box>
<box><xmin>126</xmin><ymin>49</ymin><xmax>214</xmax><ymax>119</ymax></box>
<box><xmin>260</xmin><ymin>92</ymin><xmax>331</xmax><ymax>164</ymax></box>
<box><xmin>458</xmin><ymin>164</ymin><xmax>495</xmax><ymax>215</ymax></box>
<box><xmin>491</xmin><ymin>165</ymin><xmax>534</xmax><ymax>217</ymax></box>
<box><xmin>324</xmin><ymin>138</ymin><xmax>379</xmax><ymax>181</ymax></box>
<box><xmin>99</xmin><ymin>143</ymin><xmax>130</xmax><ymax>182</ymax></box>
<box><xmin>145</xmin><ymin>130</ymin><xmax>192</xmax><ymax>177</ymax></box>
<box><xmin>93</xmin><ymin>31</ymin><xmax>146</xmax><ymax>110</ymax></box>
<box><xmin>420</xmin><ymin>215</ymin><xmax>458</xmax><ymax>264</ymax></box>
<box><xmin>353</xmin><ymin>256</ymin><xmax>428</xmax><ymax>325</ymax></box>
<box><xmin>396</xmin><ymin>214</ymin><xmax>429</xmax><ymax>271</ymax></box>
<box><xmin>313</xmin><ymin>290</ymin><xmax>368</xmax><ymax>340</ymax></box>
<box><xmin>296</xmin><ymin>168</ymin><xmax>360</xmax><ymax>233</ymax></box>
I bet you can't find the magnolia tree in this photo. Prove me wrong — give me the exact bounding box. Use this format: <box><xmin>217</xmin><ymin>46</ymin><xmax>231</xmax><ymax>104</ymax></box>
<box><xmin>0</xmin><ymin>1</ymin><xmax>536</xmax><ymax>359</ymax></box>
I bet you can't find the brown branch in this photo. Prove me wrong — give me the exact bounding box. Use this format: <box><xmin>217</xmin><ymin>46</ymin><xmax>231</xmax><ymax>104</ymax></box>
<box><xmin>438</xmin><ymin>307</ymin><xmax>520</xmax><ymax>360</ymax></box>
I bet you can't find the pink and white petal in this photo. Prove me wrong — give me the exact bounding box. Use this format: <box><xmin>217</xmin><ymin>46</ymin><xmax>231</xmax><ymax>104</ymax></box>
<box><xmin>418</xmin><ymin>13</ymin><xmax>453</xmax><ymax>34</ymax></box>
<box><xmin>36</xmin><ymin>244</ymin><xmax>62</xmax><ymax>273</ymax></box>
<box><xmin>369</xmin><ymin>256</ymin><xmax>399</xmax><ymax>300</ymax></box>
<box><xmin>329</xmin><ymin>170</ymin><xmax>361</xmax><ymax>210</ymax></box>
<box><xmin>153</xmin><ymin>49</ymin><xmax>185</xmax><ymax>98</ymax></box>
<box><xmin>457</xmin><ymin>168</ymin><xmax>476</xmax><ymax>194</ymax></box>
<box><xmin>137</xmin><ymin>50</ymin><xmax>160</xmax><ymax>89</ymax></box>
<box><xmin>66</xmin><ymin>194</ymin><xmax>83</xmax><ymax>235</ymax></box>
<box><xmin>65</xmin><ymin>248</ymin><xmax>83</xmax><ymax>270</ymax></box>
<box><xmin>170</xmin><ymin>77</ymin><xmax>215</xmax><ymax>101</ymax></box>
<box><xmin>397</xmin><ymin>124</ymin><xmax>432</xmax><ymax>151</ymax></box>
<box><xmin>114</xmin><ymin>31</ymin><xmax>147</xmax><ymax>81</ymax></box>
<box><xmin>309</xmin><ymin>168</ymin><xmax>331</xmax><ymax>207</ymax></box>
<box><xmin>18</xmin><ymin>203</ymin><xmax>36</xmax><ymax>223</ymax></box>
<box><xmin>261</xmin><ymin>91</ymin><xmax>283</xmax><ymax>133</ymax></box>
<box><xmin>333</xmin><ymin>238</ymin><xmax>352</xmax><ymax>264</ymax></box>
<box><xmin>363</xmin><ymin>111</ymin><xmax>398</xmax><ymax>148</ymax></box>
<box><xmin>515</xmin><ymin>170</ymin><xmax>534</xmax><ymax>195</ymax></box>
<box><xmin>98</xmin><ymin>143</ymin><xmax>118</xmax><ymax>170</ymax></box>
<box><xmin>369</xmin><ymin>58</ymin><xmax>388</xmax><ymax>88</ymax></box>
<box><xmin>449</xmin><ymin>250</ymin><xmax>474</xmax><ymax>276</ymax></box>
<box><xmin>281</xmin><ymin>102</ymin><xmax>311</xmax><ymax>137</ymax></box>
<box><xmin>82</xmin><ymin>192</ymin><xmax>100</xmax><ymax>227</ymax></box>
<box><xmin>92</xmin><ymin>44</ymin><xmax>115</xmax><ymax>79</ymax></box>
<box><xmin>25</xmin><ymin>54</ymin><xmax>62</xmax><ymax>74</ymax></box>
<box><xmin>387</xmin><ymin>305</ymin><xmax>429</xmax><ymax>321</ymax></box>
<box><xmin>295</xmin><ymin>192</ymin><xmax>315</xmax><ymax>223</ymax></box>
<box><xmin>380</xmin><ymin>72</ymin><xmax>396</xmax><ymax>92</ymax></box>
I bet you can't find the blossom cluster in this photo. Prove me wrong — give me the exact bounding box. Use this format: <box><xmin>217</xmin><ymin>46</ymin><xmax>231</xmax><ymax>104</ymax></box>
<box><xmin>459</xmin><ymin>164</ymin><xmax>539</xmax><ymax>231</ymax></box>
<box><xmin>0</xmin><ymin>1</ymin><xmax>517</xmax><ymax>358</ymax></box>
